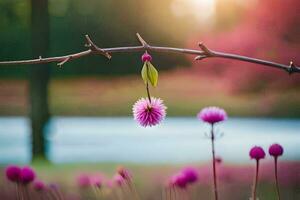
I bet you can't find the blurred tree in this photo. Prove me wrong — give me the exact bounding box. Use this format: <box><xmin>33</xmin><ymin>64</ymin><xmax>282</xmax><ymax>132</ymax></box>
<box><xmin>30</xmin><ymin>0</ymin><xmax>50</xmax><ymax>161</ymax></box>
<box><xmin>0</xmin><ymin>0</ymin><xmax>191</xmax><ymax>78</ymax></box>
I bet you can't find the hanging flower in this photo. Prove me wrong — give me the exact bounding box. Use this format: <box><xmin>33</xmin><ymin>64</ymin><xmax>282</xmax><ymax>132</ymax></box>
<box><xmin>133</xmin><ymin>97</ymin><xmax>166</xmax><ymax>127</ymax></box>
<box><xmin>141</xmin><ymin>52</ymin><xmax>152</xmax><ymax>62</ymax></box>
<box><xmin>133</xmin><ymin>52</ymin><xmax>166</xmax><ymax>127</ymax></box>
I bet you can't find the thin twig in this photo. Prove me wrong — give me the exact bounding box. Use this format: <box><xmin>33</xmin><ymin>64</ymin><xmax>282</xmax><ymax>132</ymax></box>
<box><xmin>57</xmin><ymin>56</ymin><xmax>71</xmax><ymax>67</ymax></box>
<box><xmin>0</xmin><ymin>33</ymin><xmax>299</xmax><ymax>74</ymax></box>
<box><xmin>85</xmin><ymin>35</ymin><xmax>111</xmax><ymax>59</ymax></box>
<box><xmin>136</xmin><ymin>33</ymin><xmax>149</xmax><ymax>48</ymax></box>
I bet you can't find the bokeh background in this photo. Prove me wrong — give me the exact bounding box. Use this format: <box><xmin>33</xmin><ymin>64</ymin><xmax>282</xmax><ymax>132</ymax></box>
<box><xmin>0</xmin><ymin>0</ymin><xmax>299</xmax><ymax>199</ymax></box>
<box><xmin>1</xmin><ymin>0</ymin><xmax>300</xmax><ymax>116</ymax></box>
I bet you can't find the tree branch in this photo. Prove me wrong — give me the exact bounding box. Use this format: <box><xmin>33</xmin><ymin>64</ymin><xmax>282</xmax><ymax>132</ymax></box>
<box><xmin>0</xmin><ymin>33</ymin><xmax>299</xmax><ymax>74</ymax></box>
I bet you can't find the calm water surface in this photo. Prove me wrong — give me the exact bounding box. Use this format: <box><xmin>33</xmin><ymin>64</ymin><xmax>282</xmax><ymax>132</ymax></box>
<box><xmin>0</xmin><ymin>117</ymin><xmax>299</xmax><ymax>164</ymax></box>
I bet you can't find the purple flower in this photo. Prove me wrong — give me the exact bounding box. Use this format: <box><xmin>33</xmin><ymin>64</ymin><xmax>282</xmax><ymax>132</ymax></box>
<box><xmin>133</xmin><ymin>97</ymin><xmax>167</xmax><ymax>127</ymax></box>
<box><xmin>20</xmin><ymin>166</ymin><xmax>36</xmax><ymax>184</ymax></box>
<box><xmin>5</xmin><ymin>165</ymin><xmax>21</xmax><ymax>182</ymax></box>
<box><xmin>250</xmin><ymin>147</ymin><xmax>265</xmax><ymax>200</ymax></box>
<box><xmin>269</xmin><ymin>143</ymin><xmax>284</xmax><ymax>157</ymax></box>
<box><xmin>141</xmin><ymin>52</ymin><xmax>152</xmax><ymax>62</ymax></box>
<box><xmin>249</xmin><ymin>146</ymin><xmax>266</xmax><ymax>160</ymax></box>
<box><xmin>197</xmin><ymin>106</ymin><xmax>227</xmax><ymax>124</ymax></box>
<box><xmin>181</xmin><ymin>167</ymin><xmax>199</xmax><ymax>184</ymax></box>
<box><xmin>33</xmin><ymin>180</ymin><xmax>46</xmax><ymax>191</ymax></box>
<box><xmin>77</xmin><ymin>174</ymin><xmax>90</xmax><ymax>188</ymax></box>
<box><xmin>173</xmin><ymin>173</ymin><xmax>188</xmax><ymax>188</ymax></box>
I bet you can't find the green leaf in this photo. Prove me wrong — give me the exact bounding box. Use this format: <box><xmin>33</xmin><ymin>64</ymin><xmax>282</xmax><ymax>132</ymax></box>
<box><xmin>141</xmin><ymin>61</ymin><xmax>159</xmax><ymax>87</ymax></box>
<box><xmin>141</xmin><ymin>62</ymin><xmax>148</xmax><ymax>84</ymax></box>
<box><xmin>147</xmin><ymin>62</ymin><xmax>158</xmax><ymax>87</ymax></box>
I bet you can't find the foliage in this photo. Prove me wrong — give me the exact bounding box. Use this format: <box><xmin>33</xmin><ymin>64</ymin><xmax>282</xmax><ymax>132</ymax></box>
<box><xmin>0</xmin><ymin>0</ymin><xmax>191</xmax><ymax>78</ymax></box>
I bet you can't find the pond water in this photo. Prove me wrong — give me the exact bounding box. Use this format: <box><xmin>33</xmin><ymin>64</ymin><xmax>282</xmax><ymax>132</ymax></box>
<box><xmin>0</xmin><ymin>117</ymin><xmax>299</xmax><ymax>164</ymax></box>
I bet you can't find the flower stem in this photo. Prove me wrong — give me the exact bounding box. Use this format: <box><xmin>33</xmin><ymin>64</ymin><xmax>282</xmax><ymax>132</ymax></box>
<box><xmin>23</xmin><ymin>184</ymin><xmax>30</xmax><ymax>200</ymax></box>
<box><xmin>126</xmin><ymin>180</ymin><xmax>140</xmax><ymax>200</ymax></box>
<box><xmin>252</xmin><ymin>159</ymin><xmax>259</xmax><ymax>200</ymax></box>
<box><xmin>146</xmin><ymin>81</ymin><xmax>151</xmax><ymax>103</ymax></box>
<box><xmin>211</xmin><ymin>124</ymin><xmax>218</xmax><ymax>200</ymax></box>
<box><xmin>274</xmin><ymin>157</ymin><xmax>281</xmax><ymax>200</ymax></box>
<box><xmin>92</xmin><ymin>186</ymin><xmax>101</xmax><ymax>199</ymax></box>
<box><xmin>168</xmin><ymin>187</ymin><xmax>172</xmax><ymax>200</ymax></box>
<box><xmin>16</xmin><ymin>183</ymin><xmax>20</xmax><ymax>200</ymax></box>
<box><xmin>145</xmin><ymin>63</ymin><xmax>152</xmax><ymax>103</ymax></box>
<box><xmin>169</xmin><ymin>186</ymin><xmax>175</xmax><ymax>200</ymax></box>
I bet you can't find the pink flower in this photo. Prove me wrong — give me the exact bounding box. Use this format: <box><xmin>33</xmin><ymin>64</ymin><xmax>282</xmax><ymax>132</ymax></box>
<box><xmin>5</xmin><ymin>165</ymin><xmax>21</xmax><ymax>182</ymax></box>
<box><xmin>113</xmin><ymin>174</ymin><xmax>125</xmax><ymax>186</ymax></box>
<box><xmin>269</xmin><ymin>143</ymin><xmax>284</xmax><ymax>157</ymax></box>
<box><xmin>117</xmin><ymin>166</ymin><xmax>132</xmax><ymax>180</ymax></box>
<box><xmin>91</xmin><ymin>176</ymin><xmax>102</xmax><ymax>188</ymax></box>
<box><xmin>197</xmin><ymin>106</ymin><xmax>227</xmax><ymax>124</ymax></box>
<box><xmin>77</xmin><ymin>174</ymin><xmax>90</xmax><ymax>188</ymax></box>
<box><xmin>106</xmin><ymin>180</ymin><xmax>113</xmax><ymax>188</ymax></box>
<box><xmin>33</xmin><ymin>180</ymin><xmax>46</xmax><ymax>191</ymax></box>
<box><xmin>132</xmin><ymin>97</ymin><xmax>167</xmax><ymax>127</ymax></box>
<box><xmin>249</xmin><ymin>146</ymin><xmax>266</xmax><ymax>160</ymax></box>
<box><xmin>173</xmin><ymin>173</ymin><xmax>188</xmax><ymax>188</ymax></box>
<box><xmin>181</xmin><ymin>167</ymin><xmax>199</xmax><ymax>184</ymax></box>
<box><xmin>20</xmin><ymin>166</ymin><xmax>36</xmax><ymax>184</ymax></box>
<box><xmin>168</xmin><ymin>175</ymin><xmax>177</xmax><ymax>187</ymax></box>
<box><xmin>141</xmin><ymin>52</ymin><xmax>152</xmax><ymax>62</ymax></box>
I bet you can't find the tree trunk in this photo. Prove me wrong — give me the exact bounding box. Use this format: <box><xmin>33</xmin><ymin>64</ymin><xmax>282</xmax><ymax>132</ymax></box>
<box><xmin>30</xmin><ymin>0</ymin><xmax>50</xmax><ymax>161</ymax></box>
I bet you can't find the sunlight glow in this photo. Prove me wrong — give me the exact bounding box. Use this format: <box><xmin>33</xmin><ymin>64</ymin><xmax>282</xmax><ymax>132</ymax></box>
<box><xmin>171</xmin><ymin>0</ymin><xmax>216</xmax><ymax>23</ymax></box>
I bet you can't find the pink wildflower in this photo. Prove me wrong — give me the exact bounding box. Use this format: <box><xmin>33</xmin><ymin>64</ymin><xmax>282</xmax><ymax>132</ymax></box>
<box><xmin>197</xmin><ymin>106</ymin><xmax>227</xmax><ymax>124</ymax></box>
<box><xmin>269</xmin><ymin>143</ymin><xmax>284</xmax><ymax>157</ymax></box>
<box><xmin>249</xmin><ymin>146</ymin><xmax>266</xmax><ymax>160</ymax></box>
<box><xmin>5</xmin><ymin>165</ymin><xmax>21</xmax><ymax>182</ymax></box>
<box><xmin>133</xmin><ymin>97</ymin><xmax>166</xmax><ymax>127</ymax></box>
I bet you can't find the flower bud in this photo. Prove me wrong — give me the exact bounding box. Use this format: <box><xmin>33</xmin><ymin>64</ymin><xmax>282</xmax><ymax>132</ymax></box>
<box><xmin>249</xmin><ymin>146</ymin><xmax>265</xmax><ymax>160</ymax></box>
<box><xmin>269</xmin><ymin>143</ymin><xmax>284</xmax><ymax>157</ymax></box>
<box><xmin>5</xmin><ymin>165</ymin><xmax>21</xmax><ymax>182</ymax></box>
<box><xmin>141</xmin><ymin>52</ymin><xmax>152</xmax><ymax>62</ymax></box>
<box><xmin>20</xmin><ymin>166</ymin><xmax>36</xmax><ymax>184</ymax></box>
<box><xmin>33</xmin><ymin>180</ymin><xmax>46</xmax><ymax>191</ymax></box>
